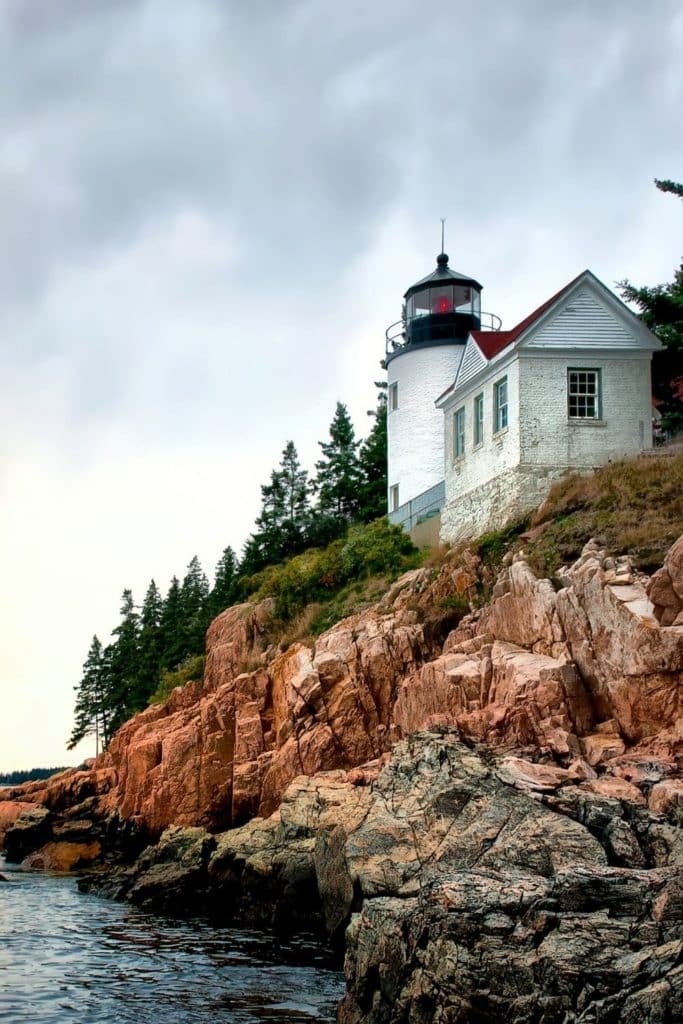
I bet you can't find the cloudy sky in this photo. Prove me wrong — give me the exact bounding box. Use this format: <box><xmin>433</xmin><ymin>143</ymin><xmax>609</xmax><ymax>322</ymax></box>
<box><xmin>1</xmin><ymin>0</ymin><xmax>681</xmax><ymax>772</ymax></box>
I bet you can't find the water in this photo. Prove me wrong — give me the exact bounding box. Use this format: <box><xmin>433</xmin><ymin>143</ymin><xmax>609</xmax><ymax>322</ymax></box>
<box><xmin>0</xmin><ymin>859</ymin><xmax>344</xmax><ymax>1024</ymax></box>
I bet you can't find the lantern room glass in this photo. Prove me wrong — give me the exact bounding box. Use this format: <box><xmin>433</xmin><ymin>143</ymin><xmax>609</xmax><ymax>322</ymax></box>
<box><xmin>407</xmin><ymin>285</ymin><xmax>479</xmax><ymax>320</ymax></box>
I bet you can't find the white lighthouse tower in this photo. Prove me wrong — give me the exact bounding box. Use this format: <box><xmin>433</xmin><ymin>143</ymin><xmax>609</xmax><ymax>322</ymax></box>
<box><xmin>384</xmin><ymin>251</ymin><xmax>492</xmax><ymax>525</ymax></box>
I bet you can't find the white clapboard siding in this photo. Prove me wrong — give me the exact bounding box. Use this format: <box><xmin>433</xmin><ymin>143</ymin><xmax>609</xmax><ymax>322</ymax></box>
<box><xmin>455</xmin><ymin>337</ymin><xmax>487</xmax><ymax>389</ymax></box>
<box><xmin>524</xmin><ymin>286</ymin><xmax>639</xmax><ymax>349</ymax></box>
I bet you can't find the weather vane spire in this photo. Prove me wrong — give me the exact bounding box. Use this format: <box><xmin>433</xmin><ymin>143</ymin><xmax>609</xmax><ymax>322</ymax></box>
<box><xmin>440</xmin><ymin>217</ymin><xmax>446</xmax><ymax>255</ymax></box>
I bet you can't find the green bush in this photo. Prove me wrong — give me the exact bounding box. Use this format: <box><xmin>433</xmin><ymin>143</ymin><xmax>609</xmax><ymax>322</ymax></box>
<box><xmin>149</xmin><ymin>654</ymin><xmax>206</xmax><ymax>705</ymax></box>
<box><xmin>476</xmin><ymin>519</ymin><xmax>528</xmax><ymax>568</ymax></box>
<box><xmin>248</xmin><ymin>518</ymin><xmax>419</xmax><ymax>621</ymax></box>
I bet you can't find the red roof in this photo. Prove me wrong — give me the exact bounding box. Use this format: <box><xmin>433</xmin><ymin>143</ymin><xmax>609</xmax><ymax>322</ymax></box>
<box><xmin>471</xmin><ymin>271</ymin><xmax>586</xmax><ymax>360</ymax></box>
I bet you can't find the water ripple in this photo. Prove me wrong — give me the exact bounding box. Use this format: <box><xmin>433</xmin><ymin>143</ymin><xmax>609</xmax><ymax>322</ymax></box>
<box><xmin>0</xmin><ymin>858</ymin><xmax>344</xmax><ymax>1024</ymax></box>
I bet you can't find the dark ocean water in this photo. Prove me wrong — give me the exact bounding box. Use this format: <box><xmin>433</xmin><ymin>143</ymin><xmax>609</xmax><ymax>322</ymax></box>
<box><xmin>0</xmin><ymin>858</ymin><xmax>344</xmax><ymax>1024</ymax></box>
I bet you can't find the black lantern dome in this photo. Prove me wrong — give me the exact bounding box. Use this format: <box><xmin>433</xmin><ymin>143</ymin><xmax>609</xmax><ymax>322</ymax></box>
<box><xmin>385</xmin><ymin>253</ymin><xmax>487</xmax><ymax>364</ymax></box>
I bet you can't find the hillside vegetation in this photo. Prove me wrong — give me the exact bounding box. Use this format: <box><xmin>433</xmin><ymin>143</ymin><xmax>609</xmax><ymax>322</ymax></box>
<box><xmin>73</xmin><ymin>450</ymin><xmax>683</xmax><ymax>745</ymax></box>
<box><xmin>524</xmin><ymin>450</ymin><xmax>683</xmax><ymax>577</ymax></box>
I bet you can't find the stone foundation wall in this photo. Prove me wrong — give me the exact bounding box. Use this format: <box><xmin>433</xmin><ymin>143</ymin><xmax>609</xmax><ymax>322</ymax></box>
<box><xmin>440</xmin><ymin>463</ymin><xmax>569</xmax><ymax>541</ymax></box>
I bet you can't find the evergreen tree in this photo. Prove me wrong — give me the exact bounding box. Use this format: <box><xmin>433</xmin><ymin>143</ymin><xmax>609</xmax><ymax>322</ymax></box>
<box><xmin>159</xmin><ymin>576</ymin><xmax>186</xmax><ymax>670</ymax></box>
<box><xmin>180</xmin><ymin>556</ymin><xmax>210</xmax><ymax>657</ymax></box>
<box><xmin>208</xmin><ymin>546</ymin><xmax>238</xmax><ymax>618</ymax></box>
<box><xmin>618</xmin><ymin>178</ymin><xmax>683</xmax><ymax>434</ymax></box>
<box><xmin>314</xmin><ymin>402</ymin><xmax>362</xmax><ymax>522</ymax></box>
<box><xmin>240</xmin><ymin>442</ymin><xmax>311</xmax><ymax>574</ymax></box>
<box><xmin>100</xmin><ymin>643</ymin><xmax>115</xmax><ymax>738</ymax></box>
<box><xmin>240</xmin><ymin>473</ymin><xmax>287</xmax><ymax>575</ymax></box>
<box><xmin>358</xmin><ymin>383</ymin><xmax>388</xmax><ymax>522</ymax></box>
<box><xmin>239</xmin><ymin>532</ymin><xmax>270</xmax><ymax>579</ymax></box>
<box><xmin>278</xmin><ymin>441</ymin><xmax>311</xmax><ymax>555</ymax></box>
<box><xmin>68</xmin><ymin>635</ymin><xmax>109</xmax><ymax>752</ymax></box>
<box><xmin>107</xmin><ymin>590</ymin><xmax>140</xmax><ymax>734</ymax></box>
<box><xmin>132</xmin><ymin>579</ymin><xmax>164</xmax><ymax>710</ymax></box>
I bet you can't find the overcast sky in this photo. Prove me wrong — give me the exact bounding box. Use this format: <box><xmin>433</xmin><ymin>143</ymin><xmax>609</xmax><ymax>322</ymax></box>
<box><xmin>1</xmin><ymin>0</ymin><xmax>681</xmax><ymax>772</ymax></box>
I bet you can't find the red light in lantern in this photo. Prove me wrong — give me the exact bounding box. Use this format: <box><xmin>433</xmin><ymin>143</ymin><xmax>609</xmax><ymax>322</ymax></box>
<box><xmin>432</xmin><ymin>295</ymin><xmax>451</xmax><ymax>314</ymax></box>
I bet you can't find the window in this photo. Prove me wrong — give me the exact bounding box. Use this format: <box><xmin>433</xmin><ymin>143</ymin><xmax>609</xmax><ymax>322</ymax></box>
<box><xmin>390</xmin><ymin>484</ymin><xmax>399</xmax><ymax>512</ymax></box>
<box><xmin>474</xmin><ymin>393</ymin><xmax>484</xmax><ymax>446</ymax></box>
<box><xmin>389</xmin><ymin>382</ymin><xmax>398</xmax><ymax>411</ymax></box>
<box><xmin>494</xmin><ymin>377</ymin><xmax>508</xmax><ymax>432</ymax></box>
<box><xmin>454</xmin><ymin>407</ymin><xmax>465</xmax><ymax>458</ymax></box>
<box><xmin>568</xmin><ymin>369</ymin><xmax>601</xmax><ymax>419</ymax></box>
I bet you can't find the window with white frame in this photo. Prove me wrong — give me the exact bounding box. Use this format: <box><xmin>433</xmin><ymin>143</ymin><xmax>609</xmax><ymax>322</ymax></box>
<box><xmin>567</xmin><ymin>369</ymin><xmax>601</xmax><ymax>419</ymax></box>
<box><xmin>474</xmin><ymin>393</ymin><xmax>484</xmax><ymax>446</ymax></box>
<box><xmin>390</xmin><ymin>484</ymin><xmax>399</xmax><ymax>511</ymax></box>
<box><xmin>494</xmin><ymin>377</ymin><xmax>508</xmax><ymax>432</ymax></box>
<box><xmin>389</xmin><ymin>382</ymin><xmax>398</xmax><ymax>411</ymax></box>
<box><xmin>454</xmin><ymin>407</ymin><xmax>465</xmax><ymax>458</ymax></box>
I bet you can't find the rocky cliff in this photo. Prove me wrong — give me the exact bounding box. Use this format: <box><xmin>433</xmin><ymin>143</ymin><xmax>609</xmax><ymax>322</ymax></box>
<box><xmin>2</xmin><ymin>534</ymin><xmax>682</xmax><ymax>1021</ymax></box>
<box><xmin>77</xmin><ymin>732</ymin><xmax>683</xmax><ymax>1021</ymax></box>
<box><xmin>4</xmin><ymin>536</ymin><xmax>681</xmax><ymax>842</ymax></box>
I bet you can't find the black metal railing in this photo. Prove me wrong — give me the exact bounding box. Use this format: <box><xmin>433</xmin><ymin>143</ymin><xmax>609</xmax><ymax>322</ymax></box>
<box><xmin>385</xmin><ymin>311</ymin><xmax>502</xmax><ymax>355</ymax></box>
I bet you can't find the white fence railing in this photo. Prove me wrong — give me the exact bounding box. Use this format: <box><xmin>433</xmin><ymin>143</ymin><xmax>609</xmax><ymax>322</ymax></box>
<box><xmin>388</xmin><ymin>480</ymin><xmax>445</xmax><ymax>532</ymax></box>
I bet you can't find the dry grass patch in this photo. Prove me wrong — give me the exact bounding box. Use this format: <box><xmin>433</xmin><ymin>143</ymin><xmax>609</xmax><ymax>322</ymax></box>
<box><xmin>526</xmin><ymin>451</ymin><xmax>683</xmax><ymax>576</ymax></box>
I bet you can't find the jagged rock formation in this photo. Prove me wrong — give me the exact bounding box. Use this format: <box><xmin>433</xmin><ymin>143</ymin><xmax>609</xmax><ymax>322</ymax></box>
<box><xmin>2</xmin><ymin>537</ymin><xmax>682</xmax><ymax>853</ymax></box>
<box><xmin>83</xmin><ymin>733</ymin><xmax>683</xmax><ymax>1022</ymax></box>
<box><xmin>336</xmin><ymin>734</ymin><xmax>683</xmax><ymax>1023</ymax></box>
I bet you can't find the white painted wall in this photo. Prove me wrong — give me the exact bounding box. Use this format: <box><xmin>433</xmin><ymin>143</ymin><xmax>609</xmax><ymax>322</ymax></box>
<box><xmin>442</xmin><ymin>356</ymin><xmax>521</xmax><ymax>505</ymax></box>
<box><xmin>387</xmin><ymin>344</ymin><xmax>465</xmax><ymax>508</ymax></box>
<box><xmin>528</xmin><ymin>285</ymin><xmax>640</xmax><ymax>350</ymax></box>
<box><xmin>518</xmin><ymin>352</ymin><xmax>653</xmax><ymax>468</ymax></box>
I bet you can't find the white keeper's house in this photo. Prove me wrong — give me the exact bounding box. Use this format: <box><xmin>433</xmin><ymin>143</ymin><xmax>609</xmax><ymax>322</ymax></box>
<box><xmin>383</xmin><ymin>253</ymin><xmax>661</xmax><ymax>544</ymax></box>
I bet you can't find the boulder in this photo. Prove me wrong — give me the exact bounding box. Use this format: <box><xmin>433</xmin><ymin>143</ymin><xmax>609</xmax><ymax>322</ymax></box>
<box><xmin>22</xmin><ymin>840</ymin><xmax>102</xmax><ymax>872</ymax></box>
<box><xmin>649</xmin><ymin>779</ymin><xmax>683</xmax><ymax>820</ymax></box>
<box><xmin>0</xmin><ymin>800</ymin><xmax>37</xmax><ymax>847</ymax></box>
<box><xmin>126</xmin><ymin>826</ymin><xmax>217</xmax><ymax>914</ymax></box>
<box><xmin>476</xmin><ymin>558</ymin><xmax>567</xmax><ymax>658</ymax></box>
<box><xmin>3</xmin><ymin>806</ymin><xmax>52</xmax><ymax>863</ymax></box>
<box><xmin>647</xmin><ymin>535</ymin><xmax>683</xmax><ymax>624</ymax></box>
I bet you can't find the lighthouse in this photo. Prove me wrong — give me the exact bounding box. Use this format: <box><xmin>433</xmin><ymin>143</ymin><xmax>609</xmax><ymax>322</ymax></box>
<box><xmin>385</xmin><ymin>251</ymin><xmax>493</xmax><ymax>522</ymax></box>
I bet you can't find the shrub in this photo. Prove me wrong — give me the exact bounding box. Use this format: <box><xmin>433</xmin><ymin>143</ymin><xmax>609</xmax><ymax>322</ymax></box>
<box><xmin>149</xmin><ymin>654</ymin><xmax>206</xmax><ymax>705</ymax></box>
<box><xmin>250</xmin><ymin>518</ymin><xmax>419</xmax><ymax>621</ymax></box>
<box><xmin>476</xmin><ymin>519</ymin><xmax>528</xmax><ymax>568</ymax></box>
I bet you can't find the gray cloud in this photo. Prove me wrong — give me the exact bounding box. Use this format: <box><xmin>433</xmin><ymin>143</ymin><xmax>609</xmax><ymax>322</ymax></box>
<box><xmin>1</xmin><ymin>0</ymin><xmax>681</xmax><ymax>768</ymax></box>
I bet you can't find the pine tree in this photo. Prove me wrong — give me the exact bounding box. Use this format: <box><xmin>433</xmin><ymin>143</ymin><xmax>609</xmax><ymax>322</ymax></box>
<box><xmin>159</xmin><ymin>576</ymin><xmax>186</xmax><ymax>670</ymax></box>
<box><xmin>358</xmin><ymin>383</ymin><xmax>388</xmax><ymax>522</ymax></box>
<box><xmin>107</xmin><ymin>590</ymin><xmax>140</xmax><ymax>734</ymax></box>
<box><xmin>132</xmin><ymin>579</ymin><xmax>164</xmax><ymax>710</ymax></box>
<box><xmin>314</xmin><ymin>402</ymin><xmax>362</xmax><ymax>522</ymax></box>
<box><xmin>240</xmin><ymin>442</ymin><xmax>311</xmax><ymax>574</ymax></box>
<box><xmin>180</xmin><ymin>555</ymin><xmax>210</xmax><ymax>657</ymax></box>
<box><xmin>618</xmin><ymin>178</ymin><xmax>683</xmax><ymax>435</ymax></box>
<box><xmin>68</xmin><ymin>635</ymin><xmax>109</xmax><ymax>752</ymax></box>
<box><xmin>278</xmin><ymin>441</ymin><xmax>311</xmax><ymax>555</ymax></box>
<box><xmin>208</xmin><ymin>546</ymin><xmax>238</xmax><ymax>618</ymax></box>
